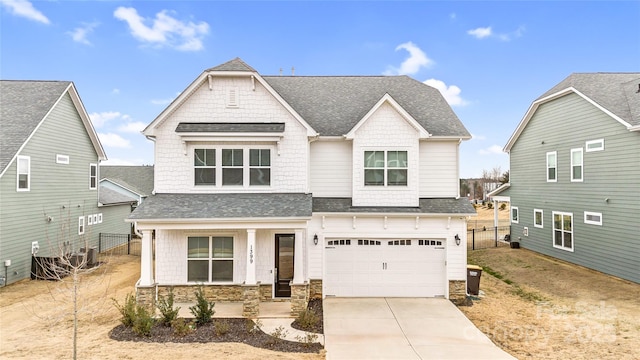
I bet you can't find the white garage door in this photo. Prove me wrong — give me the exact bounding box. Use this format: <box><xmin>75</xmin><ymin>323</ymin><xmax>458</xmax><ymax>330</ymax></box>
<box><xmin>324</xmin><ymin>239</ymin><xmax>446</xmax><ymax>297</ymax></box>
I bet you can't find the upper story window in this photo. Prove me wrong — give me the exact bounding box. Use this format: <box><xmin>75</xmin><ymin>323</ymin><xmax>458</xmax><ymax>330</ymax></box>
<box><xmin>194</xmin><ymin>147</ymin><xmax>271</xmax><ymax>187</ymax></box>
<box><xmin>534</xmin><ymin>209</ymin><xmax>543</xmax><ymax>228</ymax></box>
<box><xmin>78</xmin><ymin>216</ymin><xmax>85</xmax><ymax>235</ymax></box>
<box><xmin>222</xmin><ymin>149</ymin><xmax>243</xmax><ymax>186</ymax></box>
<box><xmin>17</xmin><ymin>155</ymin><xmax>30</xmax><ymax>191</ymax></box>
<box><xmin>585</xmin><ymin>139</ymin><xmax>604</xmax><ymax>152</ymax></box>
<box><xmin>571</xmin><ymin>148</ymin><xmax>583</xmax><ymax>182</ymax></box>
<box><xmin>553</xmin><ymin>211</ymin><xmax>573</xmax><ymax>251</ymax></box>
<box><xmin>584</xmin><ymin>211</ymin><xmax>602</xmax><ymax>226</ymax></box>
<box><xmin>511</xmin><ymin>206</ymin><xmax>519</xmax><ymax>223</ymax></box>
<box><xmin>56</xmin><ymin>154</ymin><xmax>69</xmax><ymax>164</ymax></box>
<box><xmin>249</xmin><ymin>149</ymin><xmax>271</xmax><ymax>186</ymax></box>
<box><xmin>364</xmin><ymin>150</ymin><xmax>407</xmax><ymax>186</ymax></box>
<box><xmin>194</xmin><ymin>149</ymin><xmax>216</xmax><ymax>185</ymax></box>
<box><xmin>89</xmin><ymin>164</ymin><xmax>97</xmax><ymax>190</ymax></box>
<box><xmin>546</xmin><ymin>151</ymin><xmax>557</xmax><ymax>182</ymax></box>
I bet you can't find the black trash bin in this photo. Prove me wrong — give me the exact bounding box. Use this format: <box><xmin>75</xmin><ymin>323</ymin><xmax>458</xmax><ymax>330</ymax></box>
<box><xmin>467</xmin><ymin>265</ymin><xmax>483</xmax><ymax>295</ymax></box>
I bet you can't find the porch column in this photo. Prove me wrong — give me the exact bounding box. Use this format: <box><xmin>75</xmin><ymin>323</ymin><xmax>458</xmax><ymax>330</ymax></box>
<box><xmin>292</xmin><ymin>229</ymin><xmax>304</xmax><ymax>284</ymax></box>
<box><xmin>245</xmin><ymin>229</ymin><xmax>257</xmax><ymax>285</ymax></box>
<box><xmin>139</xmin><ymin>230</ymin><xmax>154</xmax><ymax>286</ymax></box>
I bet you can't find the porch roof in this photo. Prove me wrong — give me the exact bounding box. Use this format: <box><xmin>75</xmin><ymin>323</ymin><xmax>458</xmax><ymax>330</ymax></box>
<box><xmin>312</xmin><ymin>197</ymin><xmax>477</xmax><ymax>215</ymax></box>
<box><xmin>128</xmin><ymin>193</ymin><xmax>312</xmax><ymax>220</ymax></box>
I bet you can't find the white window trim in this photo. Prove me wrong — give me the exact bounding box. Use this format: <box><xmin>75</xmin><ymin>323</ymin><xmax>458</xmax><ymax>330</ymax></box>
<box><xmin>584</xmin><ymin>211</ymin><xmax>603</xmax><ymax>226</ymax></box>
<box><xmin>511</xmin><ymin>206</ymin><xmax>519</xmax><ymax>224</ymax></box>
<box><xmin>186</xmin><ymin>235</ymin><xmax>235</xmax><ymax>284</ymax></box>
<box><xmin>585</xmin><ymin>139</ymin><xmax>604</xmax><ymax>152</ymax></box>
<box><xmin>78</xmin><ymin>216</ymin><xmax>85</xmax><ymax>235</ymax></box>
<box><xmin>523</xmin><ymin>227</ymin><xmax>529</xmax><ymax>236</ymax></box>
<box><xmin>552</xmin><ymin>211</ymin><xmax>574</xmax><ymax>252</ymax></box>
<box><xmin>546</xmin><ymin>151</ymin><xmax>557</xmax><ymax>182</ymax></box>
<box><xmin>534</xmin><ymin>208</ymin><xmax>544</xmax><ymax>228</ymax></box>
<box><xmin>88</xmin><ymin>215</ymin><xmax>93</xmax><ymax>225</ymax></box>
<box><xmin>571</xmin><ymin>148</ymin><xmax>583</xmax><ymax>182</ymax></box>
<box><xmin>56</xmin><ymin>154</ymin><xmax>70</xmax><ymax>164</ymax></box>
<box><xmin>363</xmin><ymin>149</ymin><xmax>409</xmax><ymax>187</ymax></box>
<box><xmin>193</xmin><ymin>146</ymin><xmax>273</xmax><ymax>189</ymax></box>
<box><xmin>17</xmin><ymin>155</ymin><xmax>31</xmax><ymax>191</ymax></box>
<box><xmin>97</xmin><ymin>213</ymin><xmax>103</xmax><ymax>223</ymax></box>
<box><xmin>89</xmin><ymin>163</ymin><xmax>97</xmax><ymax>190</ymax></box>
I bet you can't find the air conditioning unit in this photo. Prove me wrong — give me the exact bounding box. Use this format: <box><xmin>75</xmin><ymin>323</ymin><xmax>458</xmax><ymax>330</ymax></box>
<box><xmin>80</xmin><ymin>247</ymin><xmax>97</xmax><ymax>267</ymax></box>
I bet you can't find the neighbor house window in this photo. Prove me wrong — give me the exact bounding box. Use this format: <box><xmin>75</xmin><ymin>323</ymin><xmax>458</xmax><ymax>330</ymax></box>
<box><xmin>364</xmin><ymin>150</ymin><xmax>407</xmax><ymax>186</ymax></box>
<box><xmin>584</xmin><ymin>211</ymin><xmax>602</xmax><ymax>226</ymax></box>
<box><xmin>553</xmin><ymin>212</ymin><xmax>573</xmax><ymax>251</ymax></box>
<box><xmin>585</xmin><ymin>139</ymin><xmax>604</xmax><ymax>152</ymax></box>
<box><xmin>56</xmin><ymin>154</ymin><xmax>69</xmax><ymax>164</ymax></box>
<box><xmin>17</xmin><ymin>155</ymin><xmax>30</xmax><ymax>191</ymax></box>
<box><xmin>78</xmin><ymin>216</ymin><xmax>85</xmax><ymax>235</ymax></box>
<box><xmin>249</xmin><ymin>149</ymin><xmax>271</xmax><ymax>186</ymax></box>
<box><xmin>571</xmin><ymin>148</ymin><xmax>583</xmax><ymax>182</ymax></box>
<box><xmin>546</xmin><ymin>151</ymin><xmax>557</xmax><ymax>182</ymax></box>
<box><xmin>89</xmin><ymin>164</ymin><xmax>97</xmax><ymax>190</ymax></box>
<box><xmin>511</xmin><ymin>206</ymin><xmax>519</xmax><ymax>223</ymax></box>
<box><xmin>187</xmin><ymin>236</ymin><xmax>234</xmax><ymax>282</ymax></box>
<box><xmin>194</xmin><ymin>149</ymin><xmax>216</xmax><ymax>185</ymax></box>
<box><xmin>534</xmin><ymin>209</ymin><xmax>544</xmax><ymax>228</ymax></box>
<box><xmin>222</xmin><ymin>149</ymin><xmax>243</xmax><ymax>186</ymax></box>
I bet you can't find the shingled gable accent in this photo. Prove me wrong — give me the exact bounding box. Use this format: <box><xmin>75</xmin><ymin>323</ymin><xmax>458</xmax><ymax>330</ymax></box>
<box><xmin>344</xmin><ymin>93</ymin><xmax>430</xmax><ymax>140</ymax></box>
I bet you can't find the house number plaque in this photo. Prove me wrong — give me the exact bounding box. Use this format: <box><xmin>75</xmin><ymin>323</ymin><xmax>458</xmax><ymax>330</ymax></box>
<box><xmin>249</xmin><ymin>245</ymin><xmax>254</xmax><ymax>264</ymax></box>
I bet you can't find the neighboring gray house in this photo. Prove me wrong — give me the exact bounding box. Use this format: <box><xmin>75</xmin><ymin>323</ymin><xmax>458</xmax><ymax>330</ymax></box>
<box><xmin>100</xmin><ymin>165</ymin><xmax>154</xmax><ymax>206</ymax></box>
<box><xmin>0</xmin><ymin>80</ymin><xmax>124</xmax><ymax>285</ymax></box>
<box><xmin>500</xmin><ymin>73</ymin><xmax>640</xmax><ymax>283</ymax></box>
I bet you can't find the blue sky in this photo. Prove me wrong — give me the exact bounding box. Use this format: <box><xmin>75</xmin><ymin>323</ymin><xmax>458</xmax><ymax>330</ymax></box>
<box><xmin>2</xmin><ymin>1</ymin><xmax>639</xmax><ymax>178</ymax></box>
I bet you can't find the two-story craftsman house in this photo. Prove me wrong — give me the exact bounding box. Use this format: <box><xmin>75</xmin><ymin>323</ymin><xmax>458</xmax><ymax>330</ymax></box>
<box><xmin>129</xmin><ymin>58</ymin><xmax>476</xmax><ymax>315</ymax></box>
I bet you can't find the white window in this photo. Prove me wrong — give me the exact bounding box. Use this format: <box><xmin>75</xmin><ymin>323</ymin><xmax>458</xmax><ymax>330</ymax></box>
<box><xmin>364</xmin><ymin>150</ymin><xmax>408</xmax><ymax>186</ymax></box>
<box><xmin>546</xmin><ymin>151</ymin><xmax>557</xmax><ymax>182</ymax></box>
<box><xmin>585</xmin><ymin>139</ymin><xmax>604</xmax><ymax>152</ymax></box>
<box><xmin>97</xmin><ymin>213</ymin><xmax>103</xmax><ymax>223</ymax></box>
<box><xmin>523</xmin><ymin>227</ymin><xmax>529</xmax><ymax>236</ymax></box>
<box><xmin>584</xmin><ymin>211</ymin><xmax>603</xmax><ymax>226</ymax></box>
<box><xmin>534</xmin><ymin>209</ymin><xmax>544</xmax><ymax>228</ymax></box>
<box><xmin>56</xmin><ymin>154</ymin><xmax>69</xmax><ymax>164</ymax></box>
<box><xmin>194</xmin><ymin>149</ymin><xmax>216</xmax><ymax>186</ymax></box>
<box><xmin>249</xmin><ymin>149</ymin><xmax>271</xmax><ymax>186</ymax></box>
<box><xmin>222</xmin><ymin>149</ymin><xmax>244</xmax><ymax>186</ymax></box>
<box><xmin>194</xmin><ymin>147</ymin><xmax>271</xmax><ymax>187</ymax></box>
<box><xmin>92</xmin><ymin>214</ymin><xmax>98</xmax><ymax>224</ymax></box>
<box><xmin>78</xmin><ymin>216</ymin><xmax>85</xmax><ymax>235</ymax></box>
<box><xmin>511</xmin><ymin>206</ymin><xmax>519</xmax><ymax>223</ymax></box>
<box><xmin>553</xmin><ymin>212</ymin><xmax>573</xmax><ymax>251</ymax></box>
<box><xmin>89</xmin><ymin>164</ymin><xmax>97</xmax><ymax>190</ymax></box>
<box><xmin>17</xmin><ymin>155</ymin><xmax>30</xmax><ymax>191</ymax></box>
<box><xmin>187</xmin><ymin>236</ymin><xmax>234</xmax><ymax>282</ymax></box>
<box><xmin>571</xmin><ymin>148</ymin><xmax>583</xmax><ymax>182</ymax></box>
<box><xmin>88</xmin><ymin>215</ymin><xmax>94</xmax><ymax>225</ymax></box>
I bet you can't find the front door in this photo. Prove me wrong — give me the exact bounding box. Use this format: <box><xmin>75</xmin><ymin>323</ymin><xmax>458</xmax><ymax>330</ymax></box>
<box><xmin>275</xmin><ymin>234</ymin><xmax>295</xmax><ymax>297</ymax></box>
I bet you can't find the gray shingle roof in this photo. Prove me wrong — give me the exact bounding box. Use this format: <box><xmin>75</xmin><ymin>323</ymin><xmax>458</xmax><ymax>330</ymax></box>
<box><xmin>206</xmin><ymin>57</ymin><xmax>257</xmax><ymax>72</ymax></box>
<box><xmin>263</xmin><ymin>75</ymin><xmax>471</xmax><ymax>137</ymax></box>
<box><xmin>0</xmin><ymin>80</ymin><xmax>71</xmax><ymax>173</ymax></box>
<box><xmin>176</xmin><ymin>122</ymin><xmax>285</xmax><ymax>133</ymax></box>
<box><xmin>99</xmin><ymin>186</ymin><xmax>137</xmax><ymax>205</ymax></box>
<box><xmin>100</xmin><ymin>165</ymin><xmax>154</xmax><ymax>197</ymax></box>
<box><xmin>538</xmin><ymin>73</ymin><xmax>640</xmax><ymax>127</ymax></box>
<box><xmin>312</xmin><ymin>197</ymin><xmax>477</xmax><ymax>215</ymax></box>
<box><xmin>129</xmin><ymin>193</ymin><xmax>313</xmax><ymax>220</ymax></box>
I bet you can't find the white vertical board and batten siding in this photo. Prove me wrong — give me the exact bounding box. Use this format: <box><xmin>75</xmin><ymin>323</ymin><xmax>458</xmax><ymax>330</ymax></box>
<box><xmin>510</xmin><ymin>92</ymin><xmax>640</xmax><ymax>283</ymax></box>
<box><xmin>309</xmin><ymin>140</ymin><xmax>352</xmax><ymax>197</ymax></box>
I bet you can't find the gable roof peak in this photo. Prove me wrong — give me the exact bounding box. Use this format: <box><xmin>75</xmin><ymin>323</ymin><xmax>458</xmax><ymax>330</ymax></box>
<box><xmin>206</xmin><ymin>57</ymin><xmax>257</xmax><ymax>72</ymax></box>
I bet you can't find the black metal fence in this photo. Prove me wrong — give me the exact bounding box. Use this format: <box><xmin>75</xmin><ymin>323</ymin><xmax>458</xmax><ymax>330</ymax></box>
<box><xmin>98</xmin><ymin>233</ymin><xmax>140</xmax><ymax>255</ymax></box>
<box><xmin>467</xmin><ymin>226</ymin><xmax>511</xmax><ymax>250</ymax></box>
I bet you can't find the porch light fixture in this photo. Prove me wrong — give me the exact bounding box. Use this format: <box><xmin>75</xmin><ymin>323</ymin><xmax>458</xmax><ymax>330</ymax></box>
<box><xmin>454</xmin><ymin>234</ymin><xmax>461</xmax><ymax>246</ymax></box>
<box><xmin>313</xmin><ymin>234</ymin><xmax>318</xmax><ymax>245</ymax></box>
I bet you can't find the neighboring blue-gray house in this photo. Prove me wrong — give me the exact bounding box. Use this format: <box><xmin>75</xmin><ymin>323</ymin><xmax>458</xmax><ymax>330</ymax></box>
<box><xmin>498</xmin><ymin>73</ymin><xmax>640</xmax><ymax>283</ymax></box>
<box><xmin>100</xmin><ymin>165</ymin><xmax>154</xmax><ymax>207</ymax></box>
<box><xmin>0</xmin><ymin>80</ymin><xmax>127</xmax><ymax>285</ymax></box>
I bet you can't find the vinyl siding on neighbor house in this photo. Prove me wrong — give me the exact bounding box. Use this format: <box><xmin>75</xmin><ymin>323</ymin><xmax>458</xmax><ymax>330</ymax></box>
<box><xmin>509</xmin><ymin>92</ymin><xmax>640</xmax><ymax>283</ymax></box>
<box><xmin>0</xmin><ymin>93</ymin><xmax>126</xmax><ymax>285</ymax></box>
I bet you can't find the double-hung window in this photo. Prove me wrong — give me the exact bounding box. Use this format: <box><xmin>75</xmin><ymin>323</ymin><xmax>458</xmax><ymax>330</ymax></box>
<box><xmin>534</xmin><ymin>209</ymin><xmax>543</xmax><ymax>228</ymax></box>
<box><xmin>89</xmin><ymin>164</ymin><xmax>97</xmax><ymax>190</ymax></box>
<box><xmin>511</xmin><ymin>206</ymin><xmax>519</xmax><ymax>223</ymax></box>
<box><xmin>187</xmin><ymin>236</ymin><xmax>234</xmax><ymax>282</ymax></box>
<box><xmin>194</xmin><ymin>149</ymin><xmax>216</xmax><ymax>185</ymax></box>
<box><xmin>194</xmin><ymin>148</ymin><xmax>271</xmax><ymax>187</ymax></box>
<box><xmin>222</xmin><ymin>149</ymin><xmax>243</xmax><ymax>185</ymax></box>
<box><xmin>249</xmin><ymin>149</ymin><xmax>270</xmax><ymax>186</ymax></box>
<box><xmin>17</xmin><ymin>155</ymin><xmax>30</xmax><ymax>191</ymax></box>
<box><xmin>546</xmin><ymin>151</ymin><xmax>557</xmax><ymax>182</ymax></box>
<box><xmin>553</xmin><ymin>212</ymin><xmax>573</xmax><ymax>251</ymax></box>
<box><xmin>364</xmin><ymin>150</ymin><xmax>407</xmax><ymax>186</ymax></box>
<box><xmin>571</xmin><ymin>148</ymin><xmax>583</xmax><ymax>182</ymax></box>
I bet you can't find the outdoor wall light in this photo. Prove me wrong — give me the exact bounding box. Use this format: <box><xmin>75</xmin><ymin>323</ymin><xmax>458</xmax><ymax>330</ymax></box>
<box><xmin>454</xmin><ymin>234</ymin><xmax>461</xmax><ymax>246</ymax></box>
<box><xmin>313</xmin><ymin>234</ymin><xmax>319</xmax><ymax>245</ymax></box>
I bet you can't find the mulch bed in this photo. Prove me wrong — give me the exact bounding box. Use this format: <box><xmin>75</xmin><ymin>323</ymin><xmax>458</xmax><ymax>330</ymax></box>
<box><xmin>291</xmin><ymin>298</ymin><xmax>323</xmax><ymax>333</ymax></box>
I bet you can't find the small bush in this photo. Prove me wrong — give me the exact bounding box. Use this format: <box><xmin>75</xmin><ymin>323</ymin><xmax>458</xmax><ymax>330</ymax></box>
<box><xmin>214</xmin><ymin>319</ymin><xmax>230</xmax><ymax>336</ymax></box>
<box><xmin>189</xmin><ymin>286</ymin><xmax>215</xmax><ymax>326</ymax></box>
<box><xmin>500</xmin><ymin>203</ymin><xmax>507</xmax><ymax>210</ymax></box>
<box><xmin>295</xmin><ymin>332</ymin><xmax>319</xmax><ymax>347</ymax></box>
<box><xmin>246</xmin><ymin>318</ymin><xmax>262</xmax><ymax>334</ymax></box>
<box><xmin>157</xmin><ymin>288</ymin><xmax>180</xmax><ymax>326</ymax></box>
<box><xmin>112</xmin><ymin>293</ymin><xmax>137</xmax><ymax>327</ymax></box>
<box><xmin>132</xmin><ymin>305</ymin><xmax>155</xmax><ymax>336</ymax></box>
<box><xmin>270</xmin><ymin>325</ymin><xmax>289</xmax><ymax>340</ymax></box>
<box><xmin>487</xmin><ymin>202</ymin><xmax>493</xmax><ymax>209</ymax></box>
<box><xmin>171</xmin><ymin>318</ymin><xmax>194</xmax><ymax>337</ymax></box>
<box><xmin>295</xmin><ymin>309</ymin><xmax>319</xmax><ymax>331</ymax></box>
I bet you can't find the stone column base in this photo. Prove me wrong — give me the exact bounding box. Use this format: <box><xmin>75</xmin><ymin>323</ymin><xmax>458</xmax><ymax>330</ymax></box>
<box><xmin>290</xmin><ymin>282</ymin><xmax>309</xmax><ymax>317</ymax></box>
<box><xmin>242</xmin><ymin>283</ymin><xmax>260</xmax><ymax>318</ymax></box>
<box><xmin>136</xmin><ymin>285</ymin><xmax>156</xmax><ymax>311</ymax></box>
<box><xmin>448</xmin><ymin>280</ymin><xmax>467</xmax><ymax>305</ymax></box>
<box><xmin>309</xmin><ymin>279</ymin><xmax>323</xmax><ymax>300</ymax></box>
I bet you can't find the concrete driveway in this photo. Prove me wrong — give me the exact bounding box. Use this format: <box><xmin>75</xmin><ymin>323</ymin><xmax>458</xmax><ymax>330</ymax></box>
<box><xmin>323</xmin><ymin>298</ymin><xmax>516</xmax><ymax>360</ymax></box>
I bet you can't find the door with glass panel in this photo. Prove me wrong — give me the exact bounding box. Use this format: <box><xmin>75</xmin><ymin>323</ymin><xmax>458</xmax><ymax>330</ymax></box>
<box><xmin>275</xmin><ymin>234</ymin><xmax>294</xmax><ymax>297</ymax></box>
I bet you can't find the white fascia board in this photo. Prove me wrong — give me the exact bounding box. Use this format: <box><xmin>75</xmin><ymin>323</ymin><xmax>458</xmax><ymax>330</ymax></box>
<box><xmin>313</xmin><ymin>212</ymin><xmax>476</xmax><ymax>217</ymax></box>
<box><xmin>487</xmin><ymin>183</ymin><xmax>510</xmax><ymax>197</ymax></box>
<box><xmin>344</xmin><ymin>93</ymin><xmax>430</xmax><ymax>139</ymax></box>
<box><xmin>130</xmin><ymin>218</ymin><xmax>311</xmax><ymax>230</ymax></box>
<box><xmin>100</xmin><ymin>178</ymin><xmax>144</xmax><ymax>198</ymax></box>
<box><xmin>427</xmin><ymin>136</ymin><xmax>472</xmax><ymax>141</ymax></box>
<box><xmin>629</xmin><ymin>125</ymin><xmax>640</xmax><ymax>132</ymax></box>
<box><xmin>67</xmin><ymin>83</ymin><xmax>108</xmax><ymax>161</ymax></box>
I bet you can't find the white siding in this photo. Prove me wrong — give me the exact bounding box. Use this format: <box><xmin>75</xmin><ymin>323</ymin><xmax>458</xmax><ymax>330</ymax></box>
<box><xmin>419</xmin><ymin>141</ymin><xmax>459</xmax><ymax>197</ymax></box>
<box><xmin>310</xmin><ymin>140</ymin><xmax>352</xmax><ymax>197</ymax></box>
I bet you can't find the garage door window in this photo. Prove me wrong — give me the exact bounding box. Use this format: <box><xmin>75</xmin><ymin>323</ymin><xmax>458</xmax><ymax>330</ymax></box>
<box><xmin>418</xmin><ymin>240</ymin><xmax>443</xmax><ymax>246</ymax></box>
<box><xmin>328</xmin><ymin>240</ymin><xmax>351</xmax><ymax>246</ymax></box>
<box><xmin>357</xmin><ymin>239</ymin><xmax>381</xmax><ymax>245</ymax></box>
<box><xmin>388</xmin><ymin>240</ymin><xmax>411</xmax><ymax>245</ymax></box>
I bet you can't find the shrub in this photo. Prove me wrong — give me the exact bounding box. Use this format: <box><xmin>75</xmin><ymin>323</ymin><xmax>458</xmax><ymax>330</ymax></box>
<box><xmin>246</xmin><ymin>318</ymin><xmax>262</xmax><ymax>334</ymax></box>
<box><xmin>189</xmin><ymin>286</ymin><xmax>215</xmax><ymax>325</ymax></box>
<box><xmin>487</xmin><ymin>202</ymin><xmax>493</xmax><ymax>209</ymax></box>
<box><xmin>112</xmin><ymin>293</ymin><xmax>137</xmax><ymax>327</ymax></box>
<box><xmin>132</xmin><ymin>304</ymin><xmax>155</xmax><ymax>336</ymax></box>
<box><xmin>270</xmin><ymin>325</ymin><xmax>289</xmax><ymax>340</ymax></box>
<box><xmin>214</xmin><ymin>319</ymin><xmax>230</xmax><ymax>336</ymax></box>
<box><xmin>157</xmin><ymin>288</ymin><xmax>180</xmax><ymax>326</ymax></box>
<box><xmin>295</xmin><ymin>309</ymin><xmax>319</xmax><ymax>331</ymax></box>
<box><xmin>171</xmin><ymin>318</ymin><xmax>194</xmax><ymax>337</ymax></box>
<box><xmin>500</xmin><ymin>203</ymin><xmax>507</xmax><ymax>210</ymax></box>
<box><xmin>295</xmin><ymin>332</ymin><xmax>319</xmax><ymax>347</ymax></box>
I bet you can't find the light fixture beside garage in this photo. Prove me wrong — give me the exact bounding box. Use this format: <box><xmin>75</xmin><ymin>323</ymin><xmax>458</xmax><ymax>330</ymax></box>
<box><xmin>454</xmin><ymin>234</ymin><xmax>461</xmax><ymax>246</ymax></box>
<box><xmin>313</xmin><ymin>234</ymin><xmax>318</xmax><ymax>245</ymax></box>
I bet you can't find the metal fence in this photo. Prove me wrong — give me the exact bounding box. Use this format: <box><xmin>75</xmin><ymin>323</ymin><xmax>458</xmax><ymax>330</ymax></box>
<box><xmin>467</xmin><ymin>226</ymin><xmax>511</xmax><ymax>250</ymax></box>
<box><xmin>98</xmin><ymin>233</ymin><xmax>140</xmax><ymax>256</ymax></box>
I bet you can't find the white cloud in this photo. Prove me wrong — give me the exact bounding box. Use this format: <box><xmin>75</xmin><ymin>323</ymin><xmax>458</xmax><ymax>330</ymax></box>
<box><xmin>384</xmin><ymin>41</ymin><xmax>434</xmax><ymax>75</ymax></box>
<box><xmin>118</xmin><ymin>121</ymin><xmax>146</xmax><ymax>133</ymax></box>
<box><xmin>68</xmin><ymin>22</ymin><xmax>99</xmax><ymax>45</ymax></box>
<box><xmin>424</xmin><ymin>78</ymin><xmax>468</xmax><ymax>107</ymax></box>
<box><xmin>471</xmin><ymin>134</ymin><xmax>487</xmax><ymax>141</ymax></box>
<box><xmin>0</xmin><ymin>0</ymin><xmax>49</xmax><ymax>24</ymax></box>
<box><xmin>113</xmin><ymin>6</ymin><xmax>209</xmax><ymax>51</ymax></box>
<box><xmin>478</xmin><ymin>145</ymin><xmax>504</xmax><ymax>155</ymax></box>
<box><xmin>98</xmin><ymin>133</ymin><xmax>131</xmax><ymax>148</ymax></box>
<box><xmin>467</xmin><ymin>27</ymin><xmax>492</xmax><ymax>39</ymax></box>
<box><xmin>89</xmin><ymin>111</ymin><xmax>123</xmax><ymax>128</ymax></box>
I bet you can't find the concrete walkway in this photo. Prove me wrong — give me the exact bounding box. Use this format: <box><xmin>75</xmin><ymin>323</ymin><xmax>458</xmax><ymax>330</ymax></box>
<box><xmin>324</xmin><ymin>298</ymin><xmax>515</xmax><ymax>360</ymax></box>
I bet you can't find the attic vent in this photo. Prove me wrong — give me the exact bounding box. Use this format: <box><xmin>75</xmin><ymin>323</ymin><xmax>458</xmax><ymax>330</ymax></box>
<box><xmin>226</xmin><ymin>88</ymin><xmax>239</xmax><ymax>108</ymax></box>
